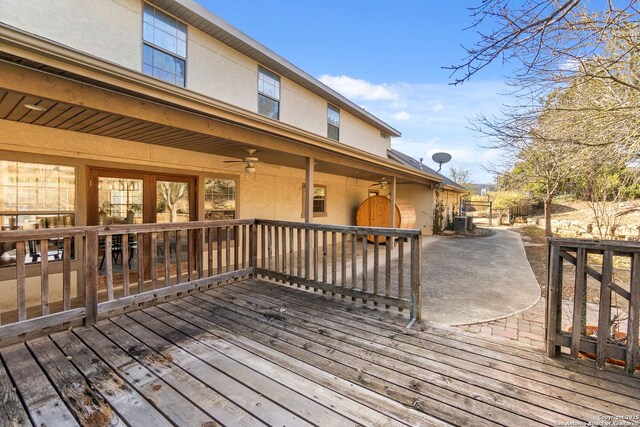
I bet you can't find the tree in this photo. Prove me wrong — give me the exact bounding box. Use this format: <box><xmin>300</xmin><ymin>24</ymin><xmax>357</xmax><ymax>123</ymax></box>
<box><xmin>477</xmin><ymin>105</ymin><xmax>585</xmax><ymax>236</ymax></box>
<box><xmin>449</xmin><ymin>166</ymin><xmax>473</xmax><ymax>188</ymax></box>
<box><xmin>157</xmin><ymin>182</ymin><xmax>189</xmax><ymax>223</ymax></box>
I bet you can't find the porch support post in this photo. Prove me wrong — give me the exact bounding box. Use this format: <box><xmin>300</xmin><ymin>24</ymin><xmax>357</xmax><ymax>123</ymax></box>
<box><xmin>304</xmin><ymin>157</ymin><xmax>314</xmax><ymax>223</ymax></box>
<box><xmin>389</xmin><ymin>176</ymin><xmax>397</xmax><ymax>228</ymax></box>
<box><xmin>304</xmin><ymin>157</ymin><xmax>314</xmax><ymax>279</ymax></box>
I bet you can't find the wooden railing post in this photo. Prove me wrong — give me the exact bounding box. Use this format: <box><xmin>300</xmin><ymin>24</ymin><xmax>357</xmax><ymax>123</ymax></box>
<box><xmin>409</xmin><ymin>234</ymin><xmax>422</xmax><ymax>323</ymax></box>
<box><xmin>627</xmin><ymin>253</ymin><xmax>640</xmax><ymax>374</ymax></box>
<box><xmin>84</xmin><ymin>229</ymin><xmax>99</xmax><ymax>326</ymax></box>
<box><xmin>250</xmin><ymin>222</ymin><xmax>258</xmax><ymax>279</ymax></box>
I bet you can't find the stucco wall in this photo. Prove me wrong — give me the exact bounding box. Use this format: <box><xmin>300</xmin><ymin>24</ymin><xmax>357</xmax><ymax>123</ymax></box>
<box><xmin>396</xmin><ymin>183</ymin><xmax>434</xmax><ymax>235</ymax></box>
<box><xmin>1</xmin><ymin>0</ymin><xmax>142</xmax><ymax>70</ymax></box>
<box><xmin>1</xmin><ymin>0</ymin><xmax>392</xmax><ymax>158</ymax></box>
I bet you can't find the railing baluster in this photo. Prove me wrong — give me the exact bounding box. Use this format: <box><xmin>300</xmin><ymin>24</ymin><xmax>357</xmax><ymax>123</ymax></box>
<box><xmin>16</xmin><ymin>241</ymin><xmax>26</xmax><ymax>321</ymax></box>
<box><xmin>627</xmin><ymin>253</ymin><xmax>640</xmax><ymax>374</ymax></box>
<box><xmin>175</xmin><ymin>231</ymin><xmax>182</xmax><ymax>284</ymax></box>
<box><xmin>137</xmin><ymin>232</ymin><xmax>145</xmax><ymax>293</ymax></box>
<box><xmin>274</xmin><ymin>226</ymin><xmax>280</xmax><ymax>279</ymax></box>
<box><xmin>341</xmin><ymin>233</ymin><xmax>347</xmax><ymax>293</ymax></box>
<box><xmin>197</xmin><ymin>228</ymin><xmax>204</xmax><ymax>279</ymax></box>
<box><xmin>160</xmin><ymin>231</ymin><xmax>168</xmax><ymax>286</ymax></box>
<box><xmin>331</xmin><ymin>232</ymin><xmax>337</xmax><ymax>285</ymax></box>
<box><xmin>362</xmin><ymin>237</ymin><xmax>368</xmax><ymax>304</ymax></box>
<box><xmin>39</xmin><ymin>239</ymin><xmax>49</xmax><ymax>315</ymax></box>
<box><xmin>596</xmin><ymin>250</ymin><xmax>613</xmax><ymax>368</ymax></box>
<box><xmin>187</xmin><ymin>229</ymin><xmax>194</xmax><ymax>282</ymax></box>
<box><xmin>397</xmin><ymin>238</ymin><xmax>404</xmax><ymax>302</ymax></box>
<box><xmin>267</xmin><ymin>225</ymin><xmax>273</xmax><ymax>272</ymax></box>
<box><xmin>297</xmin><ymin>228</ymin><xmax>302</xmax><ymax>286</ymax></box>
<box><xmin>122</xmin><ymin>234</ymin><xmax>130</xmax><ymax>296</ymax></box>
<box><xmin>410</xmin><ymin>234</ymin><xmax>422</xmax><ymax>321</ymax></box>
<box><xmin>351</xmin><ymin>233</ymin><xmax>357</xmax><ymax>301</ymax></box>
<box><xmin>207</xmin><ymin>228</ymin><xmax>214</xmax><ymax>278</ymax></box>
<box><xmin>313</xmin><ymin>230</ymin><xmax>318</xmax><ymax>285</ymax></box>
<box><xmin>385</xmin><ymin>236</ymin><xmax>391</xmax><ymax>309</ymax></box>
<box><xmin>63</xmin><ymin>237</ymin><xmax>71</xmax><ymax>310</ymax></box>
<box><xmin>150</xmin><ymin>232</ymin><xmax>158</xmax><ymax>289</ymax></box>
<box><xmin>289</xmin><ymin>227</ymin><xmax>294</xmax><ymax>285</ymax></box>
<box><xmin>546</xmin><ymin>242</ymin><xmax>562</xmax><ymax>357</ymax></box>
<box><xmin>281</xmin><ymin>226</ymin><xmax>287</xmax><ymax>277</ymax></box>
<box><xmin>217</xmin><ymin>228</ymin><xmax>223</xmax><ymax>275</ymax></box>
<box><xmin>261</xmin><ymin>224</ymin><xmax>266</xmax><ymax>271</ymax></box>
<box><xmin>234</xmin><ymin>225</ymin><xmax>239</xmax><ymax>271</ymax></box>
<box><xmin>242</xmin><ymin>225</ymin><xmax>247</xmax><ymax>270</ymax></box>
<box><xmin>105</xmin><ymin>235</ymin><xmax>113</xmax><ymax>301</ymax></box>
<box><xmin>571</xmin><ymin>248</ymin><xmax>587</xmax><ymax>359</ymax></box>
<box><xmin>225</xmin><ymin>226</ymin><xmax>231</xmax><ymax>273</ymax></box>
<box><xmin>322</xmin><ymin>230</ymin><xmax>327</xmax><ymax>284</ymax></box>
<box><xmin>373</xmin><ymin>235</ymin><xmax>379</xmax><ymax>306</ymax></box>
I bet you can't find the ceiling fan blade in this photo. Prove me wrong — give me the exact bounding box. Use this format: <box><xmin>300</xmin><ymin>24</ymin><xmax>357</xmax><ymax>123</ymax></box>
<box><xmin>222</xmin><ymin>160</ymin><xmax>245</xmax><ymax>163</ymax></box>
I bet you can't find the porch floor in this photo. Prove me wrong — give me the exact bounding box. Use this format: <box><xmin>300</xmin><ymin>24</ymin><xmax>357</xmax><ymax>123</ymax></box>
<box><xmin>1</xmin><ymin>280</ymin><xmax>639</xmax><ymax>427</ymax></box>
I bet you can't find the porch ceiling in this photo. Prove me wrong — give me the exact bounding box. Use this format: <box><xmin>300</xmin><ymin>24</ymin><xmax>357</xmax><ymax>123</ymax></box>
<box><xmin>0</xmin><ymin>87</ymin><xmax>402</xmax><ymax>182</ymax></box>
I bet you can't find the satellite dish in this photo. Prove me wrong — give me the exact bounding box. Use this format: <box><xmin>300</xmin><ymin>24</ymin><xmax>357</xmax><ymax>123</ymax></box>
<box><xmin>431</xmin><ymin>152</ymin><xmax>452</xmax><ymax>172</ymax></box>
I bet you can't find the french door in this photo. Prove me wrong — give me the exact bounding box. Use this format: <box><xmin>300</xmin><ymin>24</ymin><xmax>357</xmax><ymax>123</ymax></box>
<box><xmin>88</xmin><ymin>168</ymin><xmax>197</xmax><ymax>226</ymax></box>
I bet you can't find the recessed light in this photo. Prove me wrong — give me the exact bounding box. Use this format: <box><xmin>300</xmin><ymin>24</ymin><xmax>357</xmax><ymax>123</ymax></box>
<box><xmin>24</xmin><ymin>104</ymin><xmax>47</xmax><ymax>112</ymax></box>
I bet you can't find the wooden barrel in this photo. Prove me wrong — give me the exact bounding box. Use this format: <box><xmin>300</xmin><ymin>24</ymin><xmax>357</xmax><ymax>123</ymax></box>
<box><xmin>356</xmin><ymin>196</ymin><xmax>416</xmax><ymax>241</ymax></box>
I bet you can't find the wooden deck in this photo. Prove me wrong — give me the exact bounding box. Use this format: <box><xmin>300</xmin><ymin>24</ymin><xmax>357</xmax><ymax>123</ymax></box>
<box><xmin>1</xmin><ymin>280</ymin><xmax>639</xmax><ymax>427</ymax></box>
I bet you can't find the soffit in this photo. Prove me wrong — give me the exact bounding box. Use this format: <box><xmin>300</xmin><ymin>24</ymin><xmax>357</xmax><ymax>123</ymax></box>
<box><xmin>0</xmin><ymin>87</ymin><xmax>411</xmax><ymax>183</ymax></box>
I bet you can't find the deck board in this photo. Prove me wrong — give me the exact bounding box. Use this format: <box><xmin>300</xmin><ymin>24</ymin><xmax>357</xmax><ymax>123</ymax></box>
<box><xmin>1</xmin><ymin>279</ymin><xmax>638</xmax><ymax>426</ymax></box>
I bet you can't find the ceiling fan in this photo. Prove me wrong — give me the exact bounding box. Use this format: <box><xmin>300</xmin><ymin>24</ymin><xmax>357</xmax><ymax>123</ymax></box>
<box><xmin>370</xmin><ymin>177</ymin><xmax>387</xmax><ymax>190</ymax></box>
<box><xmin>223</xmin><ymin>148</ymin><xmax>259</xmax><ymax>173</ymax></box>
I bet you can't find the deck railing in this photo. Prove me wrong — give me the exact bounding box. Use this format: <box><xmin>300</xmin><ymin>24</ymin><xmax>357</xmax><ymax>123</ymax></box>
<box><xmin>255</xmin><ymin>219</ymin><xmax>423</xmax><ymax>324</ymax></box>
<box><xmin>0</xmin><ymin>219</ymin><xmax>423</xmax><ymax>344</ymax></box>
<box><xmin>546</xmin><ymin>238</ymin><xmax>640</xmax><ymax>374</ymax></box>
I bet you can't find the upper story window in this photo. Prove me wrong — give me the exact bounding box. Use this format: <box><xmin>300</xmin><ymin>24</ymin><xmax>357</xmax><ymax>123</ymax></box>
<box><xmin>327</xmin><ymin>104</ymin><xmax>340</xmax><ymax>141</ymax></box>
<box><xmin>142</xmin><ymin>4</ymin><xmax>187</xmax><ymax>86</ymax></box>
<box><xmin>258</xmin><ymin>66</ymin><xmax>280</xmax><ymax>119</ymax></box>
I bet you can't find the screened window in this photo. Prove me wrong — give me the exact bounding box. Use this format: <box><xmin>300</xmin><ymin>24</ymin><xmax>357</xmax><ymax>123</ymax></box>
<box><xmin>142</xmin><ymin>4</ymin><xmax>186</xmax><ymax>86</ymax></box>
<box><xmin>204</xmin><ymin>178</ymin><xmax>236</xmax><ymax>220</ymax></box>
<box><xmin>328</xmin><ymin>104</ymin><xmax>340</xmax><ymax>141</ymax></box>
<box><xmin>258</xmin><ymin>66</ymin><xmax>280</xmax><ymax>119</ymax></box>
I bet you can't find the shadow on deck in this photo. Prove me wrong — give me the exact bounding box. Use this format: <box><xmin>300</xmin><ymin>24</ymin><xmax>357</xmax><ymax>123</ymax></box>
<box><xmin>2</xmin><ymin>279</ymin><xmax>639</xmax><ymax>427</ymax></box>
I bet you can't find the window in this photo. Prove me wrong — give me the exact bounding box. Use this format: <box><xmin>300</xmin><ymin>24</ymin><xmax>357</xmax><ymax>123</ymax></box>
<box><xmin>204</xmin><ymin>178</ymin><xmax>236</xmax><ymax>220</ymax></box>
<box><xmin>301</xmin><ymin>184</ymin><xmax>327</xmax><ymax>216</ymax></box>
<box><xmin>258</xmin><ymin>66</ymin><xmax>280</xmax><ymax>119</ymax></box>
<box><xmin>380</xmin><ymin>131</ymin><xmax>391</xmax><ymax>141</ymax></box>
<box><xmin>0</xmin><ymin>161</ymin><xmax>76</xmax><ymax>266</ymax></box>
<box><xmin>142</xmin><ymin>3</ymin><xmax>186</xmax><ymax>86</ymax></box>
<box><xmin>0</xmin><ymin>161</ymin><xmax>75</xmax><ymax>231</ymax></box>
<box><xmin>327</xmin><ymin>104</ymin><xmax>340</xmax><ymax>141</ymax></box>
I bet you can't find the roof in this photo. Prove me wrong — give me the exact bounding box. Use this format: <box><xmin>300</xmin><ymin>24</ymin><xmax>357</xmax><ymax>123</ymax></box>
<box><xmin>146</xmin><ymin>0</ymin><xmax>401</xmax><ymax>138</ymax></box>
<box><xmin>387</xmin><ymin>149</ymin><xmax>468</xmax><ymax>192</ymax></box>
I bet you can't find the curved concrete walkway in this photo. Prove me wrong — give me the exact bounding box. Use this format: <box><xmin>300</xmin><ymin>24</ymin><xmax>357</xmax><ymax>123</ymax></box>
<box><xmin>423</xmin><ymin>228</ymin><xmax>540</xmax><ymax>326</ymax></box>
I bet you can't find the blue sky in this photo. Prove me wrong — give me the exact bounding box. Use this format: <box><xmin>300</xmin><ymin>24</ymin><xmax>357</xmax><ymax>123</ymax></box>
<box><xmin>198</xmin><ymin>1</ymin><xmax>514</xmax><ymax>183</ymax></box>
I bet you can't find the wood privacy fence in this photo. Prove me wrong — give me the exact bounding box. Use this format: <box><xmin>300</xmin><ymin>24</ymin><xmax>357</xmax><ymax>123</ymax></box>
<box><xmin>546</xmin><ymin>238</ymin><xmax>640</xmax><ymax>374</ymax></box>
<box><xmin>254</xmin><ymin>220</ymin><xmax>423</xmax><ymax>325</ymax></box>
<box><xmin>0</xmin><ymin>219</ymin><xmax>423</xmax><ymax>344</ymax></box>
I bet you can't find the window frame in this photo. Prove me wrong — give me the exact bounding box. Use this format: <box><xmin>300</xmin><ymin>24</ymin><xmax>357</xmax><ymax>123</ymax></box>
<box><xmin>141</xmin><ymin>2</ymin><xmax>187</xmax><ymax>87</ymax></box>
<box><xmin>257</xmin><ymin>66</ymin><xmax>281</xmax><ymax>119</ymax></box>
<box><xmin>327</xmin><ymin>104</ymin><xmax>340</xmax><ymax>141</ymax></box>
<box><xmin>203</xmin><ymin>177</ymin><xmax>238</xmax><ymax>220</ymax></box>
<box><xmin>300</xmin><ymin>184</ymin><xmax>327</xmax><ymax>218</ymax></box>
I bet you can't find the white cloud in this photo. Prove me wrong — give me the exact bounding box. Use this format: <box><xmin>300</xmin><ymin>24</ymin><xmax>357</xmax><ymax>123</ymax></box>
<box><xmin>391</xmin><ymin>111</ymin><xmax>411</xmax><ymax>121</ymax></box>
<box><xmin>318</xmin><ymin>74</ymin><xmax>399</xmax><ymax>101</ymax></box>
<box><xmin>432</xmin><ymin>103</ymin><xmax>444</xmax><ymax>111</ymax></box>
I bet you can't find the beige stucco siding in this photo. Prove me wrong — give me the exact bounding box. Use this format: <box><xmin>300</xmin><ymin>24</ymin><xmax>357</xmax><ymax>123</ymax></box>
<box><xmin>2</xmin><ymin>0</ymin><xmax>393</xmax><ymax>158</ymax></box>
<box><xmin>396</xmin><ymin>183</ymin><xmax>434</xmax><ymax>235</ymax></box>
<box><xmin>1</xmin><ymin>0</ymin><xmax>142</xmax><ymax>70</ymax></box>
